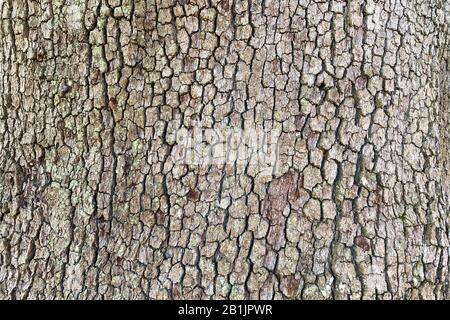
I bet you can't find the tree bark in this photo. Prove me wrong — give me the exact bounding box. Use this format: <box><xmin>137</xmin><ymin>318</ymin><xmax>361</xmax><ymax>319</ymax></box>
<box><xmin>0</xmin><ymin>0</ymin><xmax>449</xmax><ymax>299</ymax></box>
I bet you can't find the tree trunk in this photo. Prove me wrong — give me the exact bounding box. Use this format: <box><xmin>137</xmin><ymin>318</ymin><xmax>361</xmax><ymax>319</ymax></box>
<box><xmin>0</xmin><ymin>0</ymin><xmax>449</xmax><ymax>300</ymax></box>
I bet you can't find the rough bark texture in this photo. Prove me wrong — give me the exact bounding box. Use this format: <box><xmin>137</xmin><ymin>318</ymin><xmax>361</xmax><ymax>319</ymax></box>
<box><xmin>0</xmin><ymin>0</ymin><xmax>449</xmax><ymax>300</ymax></box>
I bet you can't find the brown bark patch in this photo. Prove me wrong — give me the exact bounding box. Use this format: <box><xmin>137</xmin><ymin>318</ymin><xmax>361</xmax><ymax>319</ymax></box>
<box><xmin>263</xmin><ymin>171</ymin><xmax>300</xmax><ymax>250</ymax></box>
<box><xmin>355</xmin><ymin>236</ymin><xmax>370</xmax><ymax>252</ymax></box>
<box><xmin>281</xmin><ymin>275</ymin><xmax>300</xmax><ymax>298</ymax></box>
<box><xmin>220</xmin><ymin>0</ymin><xmax>230</xmax><ymax>11</ymax></box>
<box><xmin>187</xmin><ymin>189</ymin><xmax>200</xmax><ymax>202</ymax></box>
<box><xmin>155</xmin><ymin>209</ymin><xmax>166</xmax><ymax>225</ymax></box>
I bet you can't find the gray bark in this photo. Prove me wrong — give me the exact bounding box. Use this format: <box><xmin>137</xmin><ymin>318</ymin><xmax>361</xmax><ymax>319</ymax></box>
<box><xmin>0</xmin><ymin>0</ymin><xmax>449</xmax><ymax>299</ymax></box>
